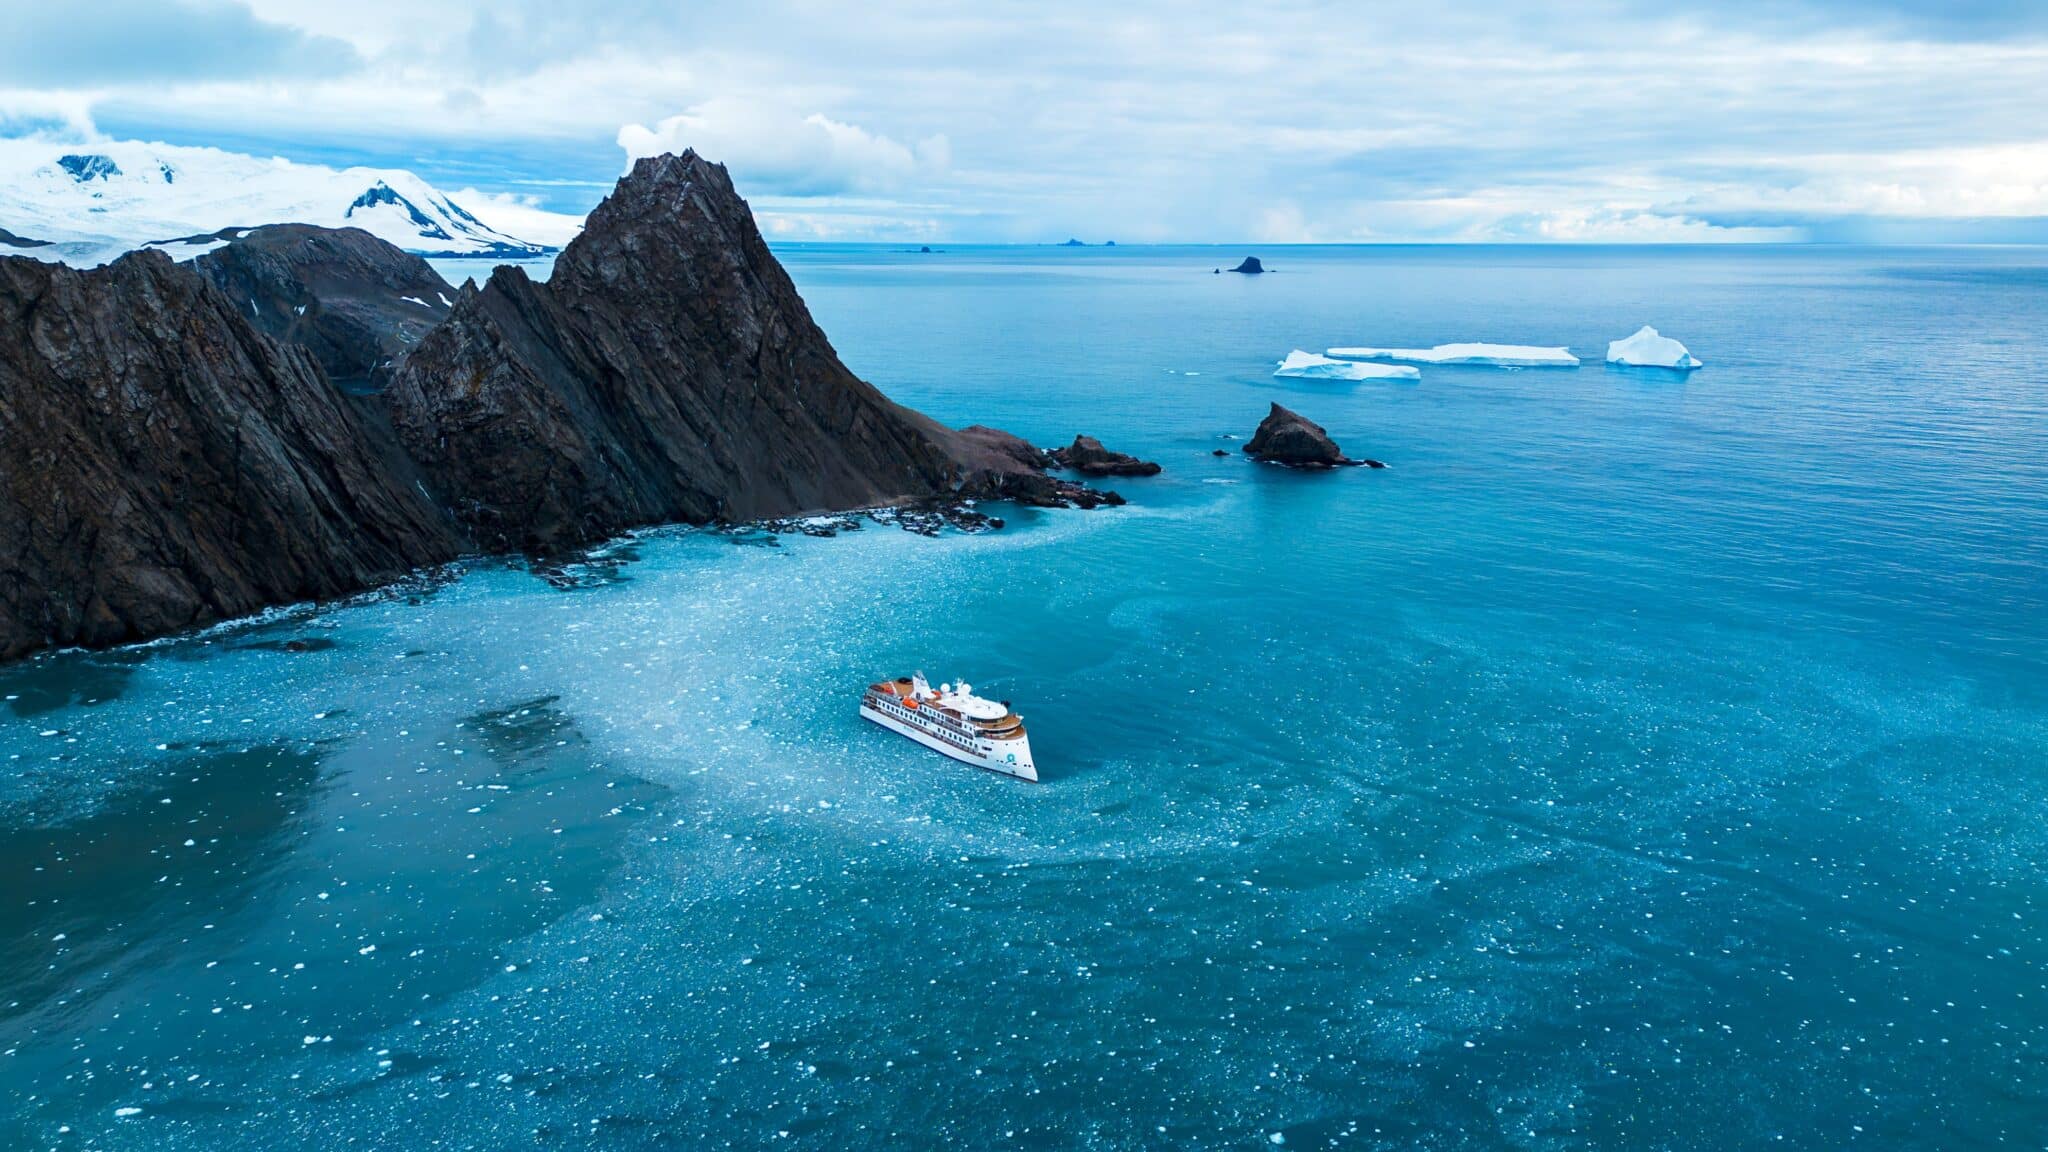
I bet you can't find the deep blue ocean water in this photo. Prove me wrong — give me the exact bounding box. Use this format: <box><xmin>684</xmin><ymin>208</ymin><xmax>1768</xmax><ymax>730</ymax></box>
<box><xmin>3</xmin><ymin>244</ymin><xmax>2046</xmax><ymax>1149</ymax></box>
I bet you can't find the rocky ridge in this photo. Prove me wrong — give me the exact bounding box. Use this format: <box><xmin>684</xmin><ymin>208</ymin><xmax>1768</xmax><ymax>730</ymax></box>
<box><xmin>0</xmin><ymin>252</ymin><xmax>464</xmax><ymax>659</ymax></box>
<box><xmin>0</xmin><ymin>151</ymin><xmax>1123</xmax><ymax>659</ymax></box>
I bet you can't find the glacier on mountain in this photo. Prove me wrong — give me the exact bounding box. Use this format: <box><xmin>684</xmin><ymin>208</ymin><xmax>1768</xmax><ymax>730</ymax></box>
<box><xmin>0</xmin><ymin>137</ymin><xmax>578</xmax><ymax>267</ymax></box>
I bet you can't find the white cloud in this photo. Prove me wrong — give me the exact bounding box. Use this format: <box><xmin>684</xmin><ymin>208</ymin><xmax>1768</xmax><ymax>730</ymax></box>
<box><xmin>8</xmin><ymin>2</ymin><xmax>2048</xmax><ymax>241</ymax></box>
<box><xmin>447</xmin><ymin>188</ymin><xmax>585</xmax><ymax>247</ymax></box>
<box><xmin>0</xmin><ymin>90</ymin><xmax>98</xmax><ymax>140</ymax></box>
<box><xmin>619</xmin><ymin>99</ymin><xmax>948</xmax><ymax>197</ymax></box>
<box><xmin>1513</xmin><ymin>210</ymin><xmax>1802</xmax><ymax>244</ymax></box>
<box><xmin>1668</xmin><ymin>141</ymin><xmax>2048</xmax><ymax>219</ymax></box>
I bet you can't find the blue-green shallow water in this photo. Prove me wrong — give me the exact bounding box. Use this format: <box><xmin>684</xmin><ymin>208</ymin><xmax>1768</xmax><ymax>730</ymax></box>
<box><xmin>5</xmin><ymin>245</ymin><xmax>2047</xmax><ymax>1149</ymax></box>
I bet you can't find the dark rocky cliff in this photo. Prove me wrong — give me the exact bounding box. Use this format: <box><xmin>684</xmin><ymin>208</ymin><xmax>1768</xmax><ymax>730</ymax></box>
<box><xmin>0</xmin><ymin>252</ymin><xmax>464</xmax><ymax>659</ymax></box>
<box><xmin>194</xmin><ymin>224</ymin><xmax>454</xmax><ymax>392</ymax></box>
<box><xmin>0</xmin><ymin>151</ymin><xmax>1110</xmax><ymax>660</ymax></box>
<box><xmin>384</xmin><ymin>152</ymin><xmax>975</xmax><ymax>552</ymax></box>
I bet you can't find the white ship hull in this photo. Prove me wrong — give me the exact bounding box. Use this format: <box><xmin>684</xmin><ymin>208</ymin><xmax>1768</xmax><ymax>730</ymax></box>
<box><xmin>860</xmin><ymin>703</ymin><xmax>1038</xmax><ymax>782</ymax></box>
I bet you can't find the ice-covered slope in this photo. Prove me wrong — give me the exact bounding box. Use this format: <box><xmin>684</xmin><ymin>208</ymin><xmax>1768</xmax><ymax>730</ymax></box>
<box><xmin>0</xmin><ymin>137</ymin><xmax>570</xmax><ymax>266</ymax></box>
<box><xmin>1328</xmin><ymin>342</ymin><xmax>1580</xmax><ymax>367</ymax></box>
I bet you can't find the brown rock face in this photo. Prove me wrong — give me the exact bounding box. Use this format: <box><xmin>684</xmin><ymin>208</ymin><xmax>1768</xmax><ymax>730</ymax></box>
<box><xmin>1244</xmin><ymin>402</ymin><xmax>1368</xmax><ymax>468</ymax></box>
<box><xmin>386</xmin><ymin>152</ymin><xmax>995</xmax><ymax>552</ymax></box>
<box><xmin>0</xmin><ymin>252</ymin><xmax>463</xmax><ymax>660</ymax></box>
<box><xmin>946</xmin><ymin>427</ymin><xmax>1126</xmax><ymax>509</ymax></box>
<box><xmin>194</xmin><ymin>225</ymin><xmax>455</xmax><ymax>392</ymax></box>
<box><xmin>1046</xmin><ymin>435</ymin><xmax>1161</xmax><ymax>477</ymax></box>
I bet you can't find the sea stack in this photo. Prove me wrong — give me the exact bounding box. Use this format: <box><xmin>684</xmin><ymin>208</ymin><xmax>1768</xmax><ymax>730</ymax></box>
<box><xmin>1244</xmin><ymin>402</ymin><xmax>1379</xmax><ymax>468</ymax></box>
<box><xmin>1230</xmin><ymin>256</ymin><xmax>1265</xmax><ymax>274</ymax></box>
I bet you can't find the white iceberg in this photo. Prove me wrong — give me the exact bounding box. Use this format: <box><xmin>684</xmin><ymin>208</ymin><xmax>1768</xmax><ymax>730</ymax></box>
<box><xmin>1326</xmin><ymin>342</ymin><xmax>1579</xmax><ymax>368</ymax></box>
<box><xmin>1605</xmin><ymin>326</ymin><xmax>1701</xmax><ymax>369</ymax></box>
<box><xmin>1273</xmin><ymin>350</ymin><xmax>1419</xmax><ymax>381</ymax></box>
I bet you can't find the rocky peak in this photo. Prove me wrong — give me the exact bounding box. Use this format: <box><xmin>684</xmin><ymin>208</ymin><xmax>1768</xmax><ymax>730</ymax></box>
<box><xmin>195</xmin><ymin>225</ymin><xmax>454</xmax><ymax>392</ymax></box>
<box><xmin>385</xmin><ymin>150</ymin><xmax>1024</xmax><ymax>552</ymax></box>
<box><xmin>56</xmin><ymin>154</ymin><xmax>121</xmax><ymax>183</ymax></box>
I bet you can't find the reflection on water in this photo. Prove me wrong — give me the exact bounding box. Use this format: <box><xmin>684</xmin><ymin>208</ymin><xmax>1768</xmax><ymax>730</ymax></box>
<box><xmin>1</xmin><ymin>746</ymin><xmax>324</xmax><ymax>1021</ymax></box>
<box><xmin>1</xmin><ymin>660</ymin><xmax>666</xmax><ymax>1145</ymax></box>
<box><xmin>1</xmin><ymin>650</ymin><xmax>144</xmax><ymax>719</ymax></box>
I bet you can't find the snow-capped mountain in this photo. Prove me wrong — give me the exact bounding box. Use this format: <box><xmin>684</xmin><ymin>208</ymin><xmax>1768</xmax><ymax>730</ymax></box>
<box><xmin>0</xmin><ymin>137</ymin><xmax>578</xmax><ymax>266</ymax></box>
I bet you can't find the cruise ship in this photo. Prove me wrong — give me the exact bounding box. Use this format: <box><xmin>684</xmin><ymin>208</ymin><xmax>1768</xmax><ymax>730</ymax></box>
<box><xmin>860</xmin><ymin>673</ymin><xmax>1038</xmax><ymax>782</ymax></box>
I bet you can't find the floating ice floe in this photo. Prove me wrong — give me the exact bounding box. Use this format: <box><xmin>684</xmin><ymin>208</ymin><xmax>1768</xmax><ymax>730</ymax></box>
<box><xmin>1326</xmin><ymin>342</ymin><xmax>1579</xmax><ymax>368</ymax></box>
<box><xmin>1273</xmin><ymin>350</ymin><xmax>1419</xmax><ymax>381</ymax></box>
<box><xmin>1605</xmin><ymin>326</ymin><xmax>1702</xmax><ymax>369</ymax></box>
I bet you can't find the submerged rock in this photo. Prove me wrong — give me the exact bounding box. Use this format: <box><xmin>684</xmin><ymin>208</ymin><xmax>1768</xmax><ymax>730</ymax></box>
<box><xmin>1046</xmin><ymin>435</ymin><xmax>1162</xmax><ymax>477</ymax></box>
<box><xmin>1230</xmin><ymin>256</ymin><xmax>1265</xmax><ymax>274</ymax></box>
<box><xmin>1244</xmin><ymin>402</ymin><xmax>1371</xmax><ymax>468</ymax></box>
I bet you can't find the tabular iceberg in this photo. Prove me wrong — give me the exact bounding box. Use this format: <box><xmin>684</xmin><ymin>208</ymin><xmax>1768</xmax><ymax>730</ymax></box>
<box><xmin>1273</xmin><ymin>350</ymin><xmax>1420</xmax><ymax>381</ymax></box>
<box><xmin>1606</xmin><ymin>326</ymin><xmax>1702</xmax><ymax>369</ymax></box>
<box><xmin>1326</xmin><ymin>342</ymin><xmax>1579</xmax><ymax>368</ymax></box>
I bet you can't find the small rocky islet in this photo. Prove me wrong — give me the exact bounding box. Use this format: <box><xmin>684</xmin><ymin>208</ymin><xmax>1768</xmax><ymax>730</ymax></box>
<box><xmin>1244</xmin><ymin>402</ymin><xmax>1385</xmax><ymax>468</ymax></box>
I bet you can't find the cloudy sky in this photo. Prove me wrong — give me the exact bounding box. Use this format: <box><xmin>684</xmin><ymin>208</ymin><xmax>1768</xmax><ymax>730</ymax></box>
<box><xmin>6</xmin><ymin>0</ymin><xmax>2048</xmax><ymax>241</ymax></box>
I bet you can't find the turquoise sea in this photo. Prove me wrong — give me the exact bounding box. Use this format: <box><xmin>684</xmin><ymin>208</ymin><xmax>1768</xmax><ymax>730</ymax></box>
<box><xmin>3</xmin><ymin>245</ymin><xmax>2046</xmax><ymax>1149</ymax></box>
